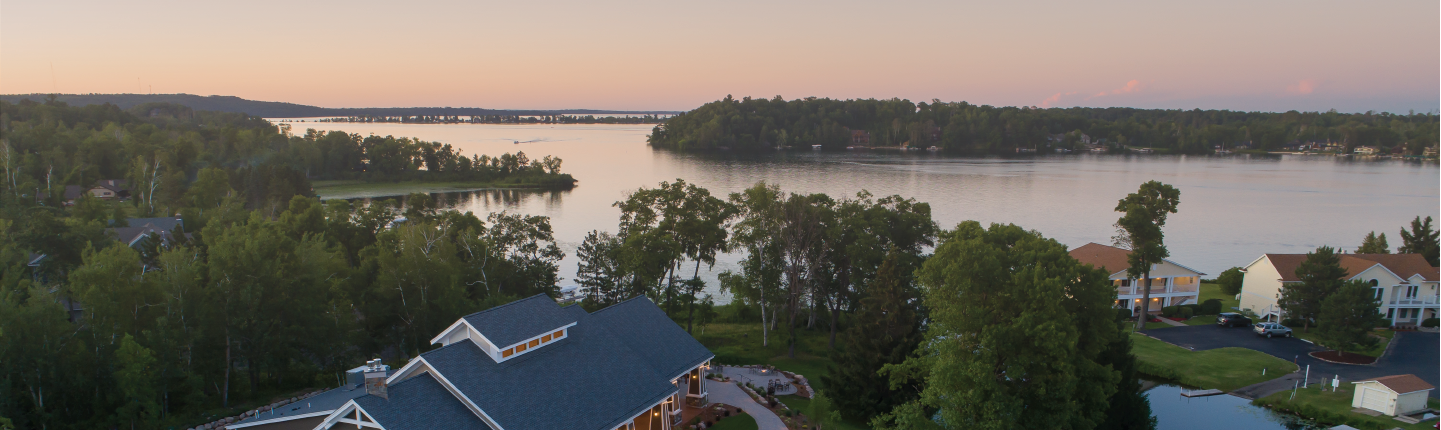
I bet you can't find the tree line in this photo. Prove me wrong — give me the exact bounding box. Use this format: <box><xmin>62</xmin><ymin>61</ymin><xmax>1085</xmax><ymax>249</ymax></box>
<box><xmin>314</xmin><ymin>114</ymin><xmax>668</xmax><ymax>124</ymax></box>
<box><xmin>0</xmin><ymin>191</ymin><xmax>565</xmax><ymax>429</ymax></box>
<box><xmin>648</xmin><ymin>95</ymin><xmax>1439</xmax><ymax>155</ymax></box>
<box><xmin>0</xmin><ymin>98</ymin><xmax>574</xmax><ymax>217</ymax></box>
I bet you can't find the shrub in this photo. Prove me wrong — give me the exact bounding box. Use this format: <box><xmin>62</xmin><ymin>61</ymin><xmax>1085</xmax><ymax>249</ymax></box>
<box><xmin>1422</xmin><ymin>318</ymin><xmax>1439</xmax><ymax>328</ymax></box>
<box><xmin>1200</xmin><ymin>299</ymin><xmax>1222</xmax><ymax>315</ymax></box>
<box><xmin>1115</xmin><ymin>308</ymin><xmax>1134</xmax><ymax>321</ymax></box>
<box><xmin>1281</xmin><ymin>318</ymin><xmax>1305</xmax><ymax>327</ymax></box>
<box><xmin>1179</xmin><ymin>307</ymin><xmax>1194</xmax><ymax>319</ymax></box>
<box><xmin>1161</xmin><ymin>306</ymin><xmax>1179</xmax><ymax>317</ymax></box>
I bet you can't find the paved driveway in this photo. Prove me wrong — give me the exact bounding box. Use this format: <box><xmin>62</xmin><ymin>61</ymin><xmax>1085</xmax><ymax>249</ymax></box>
<box><xmin>708</xmin><ymin>380</ymin><xmax>787</xmax><ymax>430</ymax></box>
<box><xmin>1142</xmin><ymin>326</ymin><xmax>1438</xmax><ymax>398</ymax></box>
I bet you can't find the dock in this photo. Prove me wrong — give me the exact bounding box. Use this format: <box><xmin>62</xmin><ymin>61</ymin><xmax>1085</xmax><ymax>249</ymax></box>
<box><xmin>1180</xmin><ymin>389</ymin><xmax>1224</xmax><ymax>397</ymax></box>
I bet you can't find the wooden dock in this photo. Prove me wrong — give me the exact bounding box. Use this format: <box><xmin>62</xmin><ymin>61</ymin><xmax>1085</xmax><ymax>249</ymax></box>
<box><xmin>1180</xmin><ymin>389</ymin><xmax>1224</xmax><ymax>397</ymax></box>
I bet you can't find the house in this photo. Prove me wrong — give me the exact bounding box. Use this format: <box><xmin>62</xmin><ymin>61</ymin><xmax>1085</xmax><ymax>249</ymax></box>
<box><xmin>112</xmin><ymin>217</ymin><xmax>185</xmax><ymax>248</ymax></box>
<box><xmin>63</xmin><ymin>179</ymin><xmax>130</xmax><ymax>202</ymax></box>
<box><xmin>1350</xmin><ymin>374</ymin><xmax>1434</xmax><ymax>416</ymax></box>
<box><xmin>1069</xmin><ymin>243</ymin><xmax>1207</xmax><ymax>313</ymax></box>
<box><xmin>229</xmin><ymin>295</ymin><xmax>714</xmax><ymax>430</ymax></box>
<box><xmin>850</xmin><ymin>129</ymin><xmax>870</xmax><ymax>145</ymax></box>
<box><xmin>1353</xmin><ymin>146</ymin><xmax>1378</xmax><ymax>155</ymax></box>
<box><xmin>1238</xmin><ymin>253</ymin><xmax>1439</xmax><ymax>326</ymax></box>
<box><xmin>1424</xmin><ymin>145</ymin><xmax>1437</xmax><ymax>158</ymax></box>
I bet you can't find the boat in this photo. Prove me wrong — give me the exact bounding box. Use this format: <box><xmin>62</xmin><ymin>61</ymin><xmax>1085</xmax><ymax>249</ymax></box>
<box><xmin>927</xmin><ymin>146</ymin><xmax>940</xmax><ymax>152</ymax></box>
<box><xmin>812</xmin><ymin>144</ymin><xmax>823</xmax><ymax>150</ymax></box>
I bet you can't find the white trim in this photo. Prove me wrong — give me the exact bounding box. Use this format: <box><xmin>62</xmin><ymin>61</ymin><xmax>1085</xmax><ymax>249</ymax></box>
<box><xmin>315</xmin><ymin>401</ymin><xmax>386</xmax><ymax>430</ymax></box>
<box><xmin>494</xmin><ymin>322</ymin><xmax>577</xmax><ymax>363</ymax></box>
<box><xmin>1242</xmin><ymin>255</ymin><xmax>1269</xmax><ymax>272</ymax></box>
<box><xmin>429</xmin><ymin>319</ymin><xmax>499</xmax><ymax>354</ymax></box>
<box><xmin>613</xmin><ymin>392</ymin><xmax>675</xmax><ymax>430</ymax></box>
<box><xmin>383</xmin><ymin>357</ymin><xmax>504</xmax><ymax>430</ymax></box>
<box><xmin>1161</xmin><ymin>258</ymin><xmax>1207</xmax><ymax>276</ymax></box>
<box><xmin>225</xmin><ymin>411</ymin><xmax>333</xmax><ymax>429</ymax></box>
<box><xmin>1347</xmin><ymin>263</ymin><xmax>1403</xmax><ymax>284</ymax></box>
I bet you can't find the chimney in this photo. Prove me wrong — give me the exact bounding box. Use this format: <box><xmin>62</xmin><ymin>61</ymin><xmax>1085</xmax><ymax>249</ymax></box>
<box><xmin>363</xmin><ymin>359</ymin><xmax>388</xmax><ymax>399</ymax></box>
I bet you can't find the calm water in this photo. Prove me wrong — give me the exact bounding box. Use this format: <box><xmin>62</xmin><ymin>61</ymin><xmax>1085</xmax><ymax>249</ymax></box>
<box><xmin>1144</xmin><ymin>384</ymin><xmax>1316</xmax><ymax>430</ymax></box>
<box><xmin>281</xmin><ymin>122</ymin><xmax>1440</xmax><ymax>299</ymax></box>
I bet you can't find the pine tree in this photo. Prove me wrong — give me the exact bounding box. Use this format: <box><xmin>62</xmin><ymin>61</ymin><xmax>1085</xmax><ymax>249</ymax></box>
<box><xmin>1314</xmin><ymin>280</ymin><xmax>1386</xmax><ymax>357</ymax></box>
<box><xmin>1278</xmin><ymin>246</ymin><xmax>1347</xmax><ymax>332</ymax></box>
<box><xmin>822</xmin><ymin>252</ymin><xmax>922</xmax><ymax>422</ymax></box>
<box><xmin>1356</xmin><ymin>231</ymin><xmax>1390</xmax><ymax>254</ymax></box>
<box><xmin>1095</xmin><ymin>324</ymin><xmax>1157</xmax><ymax>430</ymax></box>
<box><xmin>1398</xmin><ymin>216</ymin><xmax>1439</xmax><ymax>265</ymax></box>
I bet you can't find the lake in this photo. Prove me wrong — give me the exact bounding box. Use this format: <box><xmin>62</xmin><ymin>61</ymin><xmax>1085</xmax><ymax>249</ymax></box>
<box><xmin>1144</xmin><ymin>383</ymin><xmax>1317</xmax><ymax>430</ymax></box>
<box><xmin>279</xmin><ymin>122</ymin><xmax>1441</xmax><ymax>300</ymax></box>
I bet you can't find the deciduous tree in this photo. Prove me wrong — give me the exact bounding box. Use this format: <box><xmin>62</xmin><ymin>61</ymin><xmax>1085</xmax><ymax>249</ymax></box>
<box><xmin>1113</xmin><ymin>181</ymin><xmax>1181</xmax><ymax>331</ymax></box>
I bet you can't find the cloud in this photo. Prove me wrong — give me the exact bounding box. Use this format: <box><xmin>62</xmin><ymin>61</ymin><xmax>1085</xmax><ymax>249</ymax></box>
<box><xmin>1287</xmin><ymin>79</ymin><xmax>1320</xmax><ymax>95</ymax></box>
<box><xmin>1039</xmin><ymin>92</ymin><xmax>1078</xmax><ymax>108</ymax></box>
<box><xmin>1088</xmin><ymin>80</ymin><xmax>1144</xmax><ymax>99</ymax></box>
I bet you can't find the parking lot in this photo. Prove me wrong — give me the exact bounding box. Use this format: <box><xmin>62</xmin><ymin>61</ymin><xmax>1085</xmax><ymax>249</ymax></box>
<box><xmin>1141</xmin><ymin>325</ymin><xmax>1439</xmax><ymax>398</ymax></box>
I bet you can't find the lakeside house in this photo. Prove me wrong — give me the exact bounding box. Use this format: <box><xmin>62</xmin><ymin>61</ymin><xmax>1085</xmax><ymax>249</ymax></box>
<box><xmin>850</xmin><ymin>129</ymin><xmax>870</xmax><ymax>144</ymax></box>
<box><xmin>1069</xmin><ymin>243</ymin><xmax>1206</xmax><ymax>313</ymax></box>
<box><xmin>63</xmin><ymin>179</ymin><xmax>130</xmax><ymax>203</ymax></box>
<box><xmin>1238</xmin><ymin>253</ymin><xmax>1439</xmax><ymax>327</ymax></box>
<box><xmin>1353</xmin><ymin>146</ymin><xmax>1379</xmax><ymax>155</ymax></box>
<box><xmin>228</xmin><ymin>295</ymin><xmax>713</xmax><ymax>430</ymax></box>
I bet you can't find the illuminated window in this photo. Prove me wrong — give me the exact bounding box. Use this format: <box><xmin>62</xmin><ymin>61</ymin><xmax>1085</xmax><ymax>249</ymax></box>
<box><xmin>502</xmin><ymin>348</ymin><xmax>514</xmax><ymax>357</ymax></box>
<box><xmin>542</xmin><ymin>334</ymin><xmax>552</xmax><ymax>342</ymax></box>
<box><xmin>529</xmin><ymin>339</ymin><xmax>540</xmax><ymax>348</ymax></box>
<box><xmin>516</xmin><ymin>343</ymin><xmax>527</xmax><ymax>353</ymax></box>
<box><xmin>553</xmin><ymin>329</ymin><xmax>564</xmax><ymax>338</ymax></box>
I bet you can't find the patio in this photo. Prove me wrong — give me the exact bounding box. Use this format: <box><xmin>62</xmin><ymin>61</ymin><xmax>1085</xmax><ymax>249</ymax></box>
<box><xmin>714</xmin><ymin>364</ymin><xmax>799</xmax><ymax>396</ymax></box>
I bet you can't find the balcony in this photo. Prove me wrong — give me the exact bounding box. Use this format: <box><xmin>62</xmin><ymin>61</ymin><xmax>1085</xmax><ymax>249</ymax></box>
<box><xmin>1170</xmin><ymin>282</ymin><xmax>1199</xmax><ymax>294</ymax></box>
<box><xmin>1389</xmin><ymin>296</ymin><xmax>1440</xmax><ymax>306</ymax></box>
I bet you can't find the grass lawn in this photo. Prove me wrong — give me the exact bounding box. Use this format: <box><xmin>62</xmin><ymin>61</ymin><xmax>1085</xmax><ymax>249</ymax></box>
<box><xmin>1198</xmin><ymin>282</ymin><xmax>1240</xmax><ymax>311</ymax></box>
<box><xmin>1183</xmin><ymin>315</ymin><xmax>1217</xmax><ymax>326</ymax></box>
<box><xmin>1290</xmin><ymin>329</ymin><xmax>1395</xmax><ymax>358</ymax></box>
<box><xmin>311</xmin><ymin>179</ymin><xmax>557</xmax><ymax>200</ymax></box>
<box><xmin>707</xmin><ymin>412</ymin><xmax>759</xmax><ymax>430</ymax></box>
<box><xmin>1130</xmin><ymin>333</ymin><xmax>1298</xmax><ymax>391</ymax></box>
<box><xmin>1255</xmin><ymin>384</ymin><xmax>1439</xmax><ymax>430</ymax></box>
<box><xmin>776</xmin><ymin>395</ymin><xmax>871</xmax><ymax>430</ymax></box>
<box><xmin>694</xmin><ymin>323</ymin><xmax>838</xmax><ymax>388</ymax></box>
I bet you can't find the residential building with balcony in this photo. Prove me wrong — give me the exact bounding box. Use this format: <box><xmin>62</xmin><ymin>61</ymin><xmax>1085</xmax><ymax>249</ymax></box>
<box><xmin>1069</xmin><ymin>243</ymin><xmax>1207</xmax><ymax>313</ymax></box>
<box><xmin>1238</xmin><ymin>253</ymin><xmax>1439</xmax><ymax>327</ymax></box>
<box><xmin>229</xmin><ymin>294</ymin><xmax>713</xmax><ymax>430</ymax></box>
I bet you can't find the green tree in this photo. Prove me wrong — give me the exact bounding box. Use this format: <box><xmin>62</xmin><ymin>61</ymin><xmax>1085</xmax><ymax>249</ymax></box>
<box><xmin>822</xmin><ymin>252</ymin><xmax>922</xmax><ymax>422</ymax></box>
<box><xmin>887</xmin><ymin>221</ymin><xmax>1120</xmax><ymax>430</ymax></box>
<box><xmin>1356</xmin><ymin>231</ymin><xmax>1390</xmax><ymax>254</ymax></box>
<box><xmin>1278</xmin><ymin>246</ymin><xmax>1348</xmax><ymax>332</ymax></box>
<box><xmin>1216</xmin><ymin>267</ymin><xmax>1245</xmax><ymax>296</ymax></box>
<box><xmin>1113</xmin><ymin>181</ymin><xmax>1181</xmax><ymax>331</ymax></box>
<box><xmin>808</xmin><ymin>390</ymin><xmax>841</xmax><ymax>430</ymax></box>
<box><xmin>1313</xmin><ymin>280</ymin><xmax>1386</xmax><ymax>357</ymax></box>
<box><xmin>1095</xmin><ymin>326</ymin><xmax>1157</xmax><ymax>430</ymax></box>
<box><xmin>113</xmin><ymin>334</ymin><xmax>160</xmax><ymax>429</ymax></box>
<box><xmin>1398</xmin><ymin>216</ymin><xmax>1439</xmax><ymax>265</ymax></box>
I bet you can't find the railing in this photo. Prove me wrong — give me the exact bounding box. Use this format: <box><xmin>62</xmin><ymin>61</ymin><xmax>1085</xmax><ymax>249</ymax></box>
<box><xmin>1170</xmin><ymin>283</ymin><xmax>1200</xmax><ymax>294</ymax></box>
<box><xmin>1389</xmin><ymin>296</ymin><xmax>1440</xmax><ymax>306</ymax></box>
<box><xmin>1116</xmin><ymin>286</ymin><xmax>1134</xmax><ymax>296</ymax></box>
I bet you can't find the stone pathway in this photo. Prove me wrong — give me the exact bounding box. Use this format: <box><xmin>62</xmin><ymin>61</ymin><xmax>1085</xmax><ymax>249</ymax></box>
<box><xmin>716</xmin><ymin>365</ymin><xmax>797</xmax><ymax>395</ymax></box>
<box><xmin>707</xmin><ymin>380</ymin><xmax>787</xmax><ymax>430</ymax></box>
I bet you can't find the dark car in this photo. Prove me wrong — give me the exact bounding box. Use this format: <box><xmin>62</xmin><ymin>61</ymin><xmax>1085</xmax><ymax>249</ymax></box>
<box><xmin>1217</xmin><ymin>313</ymin><xmax>1252</xmax><ymax>327</ymax></box>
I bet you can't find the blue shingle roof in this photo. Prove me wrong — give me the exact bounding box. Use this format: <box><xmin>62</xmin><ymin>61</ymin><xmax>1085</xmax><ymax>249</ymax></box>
<box><xmin>462</xmin><ymin>294</ymin><xmax>577</xmax><ymax>348</ymax></box>
<box><xmin>232</xmin><ymin>383</ymin><xmax>371</xmax><ymax>427</ymax></box>
<box><xmin>371</xmin><ymin>296</ymin><xmax>713</xmax><ymax>430</ymax></box>
<box><xmin>589</xmin><ymin>297</ymin><xmax>714</xmax><ymax>380</ymax></box>
<box><xmin>353</xmin><ymin>372</ymin><xmax>488</xmax><ymax>430</ymax></box>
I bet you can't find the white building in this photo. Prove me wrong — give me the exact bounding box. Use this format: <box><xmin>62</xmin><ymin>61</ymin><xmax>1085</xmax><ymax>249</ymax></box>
<box><xmin>1350</xmin><ymin>374</ymin><xmax>1434</xmax><ymax>417</ymax></box>
<box><xmin>1069</xmin><ymin>243</ymin><xmax>1206</xmax><ymax>312</ymax></box>
<box><xmin>1238</xmin><ymin>253</ymin><xmax>1439</xmax><ymax>326</ymax></box>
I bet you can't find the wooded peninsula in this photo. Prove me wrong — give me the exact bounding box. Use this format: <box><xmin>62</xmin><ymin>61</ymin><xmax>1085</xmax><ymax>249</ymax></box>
<box><xmin>647</xmin><ymin>96</ymin><xmax>1440</xmax><ymax>155</ymax></box>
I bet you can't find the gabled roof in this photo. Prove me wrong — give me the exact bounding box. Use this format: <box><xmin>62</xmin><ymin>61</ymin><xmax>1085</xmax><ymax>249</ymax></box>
<box><xmin>1068</xmin><ymin>242</ymin><xmax>1206</xmax><ymax>277</ymax></box>
<box><xmin>230</xmin><ymin>383</ymin><xmax>372</xmax><ymax>428</ymax></box>
<box><xmin>352</xmin><ymin>372</ymin><xmax>488</xmax><ymax>430</ymax></box>
<box><xmin>460</xmin><ymin>294</ymin><xmax>577</xmax><ymax>348</ymax></box>
<box><xmin>1263</xmin><ymin>253</ymin><xmax>1437</xmax><ymax>282</ymax></box>
<box><xmin>419</xmin><ymin>306</ymin><xmax>681</xmax><ymax>430</ymax></box>
<box><xmin>590</xmin><ymin>297</ymin><xmax>716</xmax><ymax>380</ymax></box>
<box><xmin>1355</xmin><ymin>374</ymin><xmax>1435</xmax><ymax>394</ymax></box>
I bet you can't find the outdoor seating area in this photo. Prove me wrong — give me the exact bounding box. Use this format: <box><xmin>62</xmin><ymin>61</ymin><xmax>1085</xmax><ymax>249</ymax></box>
<box><xmin>714</xmin><ymin>364</ymin><xmax>799</xmax><ymax>396</ymax></box>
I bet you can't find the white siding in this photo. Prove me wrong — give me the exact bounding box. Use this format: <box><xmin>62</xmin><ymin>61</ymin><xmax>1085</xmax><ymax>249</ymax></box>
<box><xmin>1240</xmin><ymin>256</ymin><xmax>1285</xmax><ymax>316</ymax></box>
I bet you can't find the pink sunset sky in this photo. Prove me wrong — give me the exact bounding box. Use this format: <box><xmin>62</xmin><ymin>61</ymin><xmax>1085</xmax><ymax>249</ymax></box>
<box><xmin>2</xmin><ymin>0</ymin><xmax>1437</xmax><ymax>113</ymax></box>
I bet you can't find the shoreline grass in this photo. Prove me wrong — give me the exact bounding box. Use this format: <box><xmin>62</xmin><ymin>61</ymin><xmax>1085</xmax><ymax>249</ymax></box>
<box><xmin>1255</xmin><ymin>384</ymin><xmax>1438</xmax><ymax>430</ymax></box>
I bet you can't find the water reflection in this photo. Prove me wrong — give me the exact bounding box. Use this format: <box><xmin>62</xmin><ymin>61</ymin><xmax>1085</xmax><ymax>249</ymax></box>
<box><xmin>1143</xmin><ymin>383</ymin><xmax>1318</xmax><ymax>430</ymax></box>
<box><xmin>349</xmin><ymin>188</ymin><xmax>570</xmax><ymax>215</ymax></box>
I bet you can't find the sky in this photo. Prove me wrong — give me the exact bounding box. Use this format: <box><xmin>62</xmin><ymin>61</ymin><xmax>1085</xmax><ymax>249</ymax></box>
<box><xmin>2</xmin><ymin>0</ymin><xmax>1437</xmax><ymax>113</ymax></box>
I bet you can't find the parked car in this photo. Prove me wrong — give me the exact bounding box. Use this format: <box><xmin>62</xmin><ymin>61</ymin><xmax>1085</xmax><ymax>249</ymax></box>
<box><xmin>1216</xmin><ymin>313</ymin><xmax>1252</xmax><ymax>327</ymax></box>
<box><xmin>1253</xmin><ymin>322</ymin><xmax>1293</xmax><ymax>338</ymax></box>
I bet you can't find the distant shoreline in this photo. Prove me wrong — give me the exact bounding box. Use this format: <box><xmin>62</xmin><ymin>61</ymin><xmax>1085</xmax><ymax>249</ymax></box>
<box><xmin>0</xmin><ymin>93</ymin><xmax>680</xmax><ymax>118</ymax></box>
<box><xmin>312</xmin><ymin>180</ymin><xmax>572</xmax><ymax>200</ymax></box>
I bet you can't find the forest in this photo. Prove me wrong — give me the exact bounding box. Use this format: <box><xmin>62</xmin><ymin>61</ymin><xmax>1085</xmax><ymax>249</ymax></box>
<box><xmin>647</xmin><ymin>95</ymin><xmax>1440</xmax><ymax>155</ymax></box>
<box><xmin>312</xmin><ymin>114</ymin><xmax>667</xmax><ymax>124</ymax></box>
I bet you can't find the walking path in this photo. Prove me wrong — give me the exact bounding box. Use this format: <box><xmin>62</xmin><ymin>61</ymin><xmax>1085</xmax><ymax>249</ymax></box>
<box><xmin>707</xmin><ymin>380</ymin><xmax>787</xmax><ymax>430</ymax></box>
<box><xmin>1157</xmin><ymin>317</ymin><xmax>1187</xmax><ymax>327</ymax></box>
